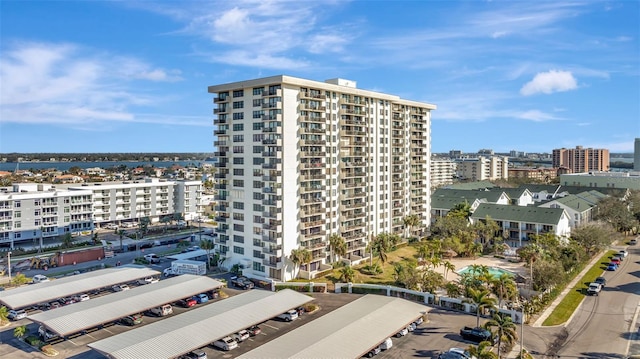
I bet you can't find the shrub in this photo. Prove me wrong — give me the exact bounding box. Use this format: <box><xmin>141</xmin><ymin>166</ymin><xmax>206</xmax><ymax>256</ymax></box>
<box><xmin>25</xmin><ymin>335</ymin><xmax>43</xmax><ymax>348</ymax></box>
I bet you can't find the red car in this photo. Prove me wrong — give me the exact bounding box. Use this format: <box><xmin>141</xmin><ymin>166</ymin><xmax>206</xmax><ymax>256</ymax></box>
<box><xmin>178</xmin><ymin>298</ymin><xmax>197</xmax><ymax>308</ymax></box>
<box><xmin>610</xmin><ymin>258</ymin><xmax>621</xmax><ymax>265</ymax></box>
<box><xmin>247</xmin><ymin>325</ymin><xmax>262</xmax><ymax>336</ymax></box>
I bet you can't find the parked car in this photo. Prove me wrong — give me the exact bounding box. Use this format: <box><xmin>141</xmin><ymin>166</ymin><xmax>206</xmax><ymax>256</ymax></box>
<box><xmin>104</xmin><ymin>223</ymin><xmax>118</xmax><ymax>230</ymax></box>
<box><xmin>438</xmin><ymin>348</ymin><xmax>477</xmax><ymax>359</ymax></box>
<box><xmin>149</xmin><ymin>304</ymin><xmax>173</xmax><ymax>317</ymax></box>
<box><xmin>460</xmin><ymin>326</ymin><xmax>494</xmax><ymax>343</ymax></box>
<box><xmin>607</xmin><ymin>263</ymin><xmax>618</xmax><ymax>271</ymax></box>
<box><xmin>395</xmin><ymin>327</ymin><xmax>409</xmax><ymax>337</ymax></box>
<box><xmin>184</xmin><ymin>350</ymin><xmax>207</xmax><ymax>359</ymax></box>
<box><xmin>38</xmin><ymin>325</ymin><xmax>59</xmax><ymax>341</ymax></box>
<box><xmin>610</xmin><ymin>258</ymin><xmax>621</xmax><ymax>265</ymax></box>
<box><xmin>366</xmin><ymin>346</ymin><xmax>381</xmax><ymax>357</ymax></box>
<box><xmin>137</xmin><ymin>276</ymin><xmax>159</xmax><ymax>285</ymax></box>
<box><xmin>59</xmin><ymin>297</ymin><xmax>76</xmax><ymax>305</ymax></box>
<box><xmin>413</xmin><ymin>317</ymin><xmax>424</xmax><ymax>326</ymax></box>
<box><xmin>380</xmin><ymin>337</ymin><xmax>393</xmax><ymax>350</ymax></box>
<box><xmin>73</xmin><ymin>293</ymin><xmax>90</xmax><ymax>302</ymax></box>
<box><xmin>619</xmin><ymin>250</ymin><xmax>629</xmax><ymax>258</ymax></box>
<box><xmin>32</xmin><ymin>274</ymin><xmax>50</xmax><ymax>283</ymax></box>
<box><xmin>144</xmin><ymin>254</ymin><xmax>161</xmax><ymax>264</ymax></box>
<box><xmin>630</xmin><ymin>238</ymin><xmax>638</xmax><ymax>245</ymax></box>
<box><xmin>49</xmin><ymin>302</ymin><xmax>62</xmax><ymax>309</ymax></box>
<box><xmin>212</xmin><ymin>336</ymin><xmax>238</xmax><ymax>351</ymax></box>
<box><xmin>586</xmin><ymin>283</ymin><xmax>602</xmax><ymax>296</ymax></box>
<box><xmin>233</xmin><ymin>329</ymin><xmax>250</xmax><ymax>343</ymax></box>
<box><xmin>120</xmin><ymin>314</ymin><xmax>143</xmax><ymax>326</ymax></box>
<box><xmin>230</xmin><ymin>276</ymin><xmax>255</xmax><ymax>289</ymax></box>
<box><xmin>407</xmin><ymin>322</ymin><xmax>417</xmax><ymax>332</ymax></box>
<box><xmin>178</xmin><ymin>298</ymin><xmax>197</xmax><ymax>308</ymax></box>
<box><xmin>193</xmin><ymin>293</ymin><xmax>209</xmax><ymax>304</ymax></box>
<box><xmin>247</xmin><ymin>325</ymin><xmax>262</xmax><ymax>336</ymax></box>
<box><xmin>595</xmin><ymin>276</ymin><xmax>607</xmax><ymax>287</ymax></box>
<box><xmin>612</xmin><ymin>254</ymin><xmax>623</xmax><ymax>262</ymax></box>
<box><xmin>112</xmin><ymin>284</ymin><xmax>130</xmax><ymax>292</ymax></box>
<box><xmin>8</xmin><ymin>309</ymin><xmax>27</xmax><ymax>321</ymax></box>
<box><xmin>277</xmin><ymin>309</ymin><xmax>299</xmax><ymax>322</ymax></box>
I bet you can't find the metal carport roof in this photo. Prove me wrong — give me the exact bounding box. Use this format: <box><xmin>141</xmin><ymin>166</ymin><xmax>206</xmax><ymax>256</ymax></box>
<box><xmin>237</xmin><ymin>294</ymin><xmax>430</xmax><ymax>359</ymax></box>
<box><xmin>88</xmin><ymin>289</ymin><xmax>314</xmax><ymax>359</ymax></box>
<box><xmin>29</xmin><ymin>275</ymin><xmax>223</xmax><ymax>337</ymax></box>
<box><xmin>0</xmin><ymin>266</ymin><xmax>160</xmax><ymax>309</ymax></box>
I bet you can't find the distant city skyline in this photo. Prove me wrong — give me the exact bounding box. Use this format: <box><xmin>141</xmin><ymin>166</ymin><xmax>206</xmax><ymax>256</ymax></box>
<box><xmin>1</xmin><ymin>1</ymin><xmax>639</xmax><ymax>153</ymax></box>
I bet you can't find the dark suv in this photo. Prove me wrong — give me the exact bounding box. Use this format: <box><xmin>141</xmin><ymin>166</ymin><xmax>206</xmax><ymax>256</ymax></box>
<box><xmin>460</xmin><ymin>326</ymin><xmax>494</xmax><ymax>343</ymax></box>
<box><xmin>120</xmin><ymin>314</ymin><xmax>143</xmax><ymax>326</ymax></box>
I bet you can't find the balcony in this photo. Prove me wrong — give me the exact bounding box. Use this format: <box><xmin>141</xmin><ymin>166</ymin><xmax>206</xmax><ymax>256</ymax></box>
<box><xmin>342</xmin><ymin>130</ymin><xmax>367</xmax><ymax>136</ymax></box>
<box><xmin>299</xmin><ymin>127</ymin><xmax>325</xmax><ymax>135</ymax></box>
<box><xmin>214</xmin><ymin>129</ymin><xmax>227</xmax><ymax>135</ymax></box>
<box><xmin>262</xmin><ymin>162</ymin><xmax>281</xmax><ymax>169</ymax></box>
<box><xmin>299</xmin><ymin>91</ymin><xmax>324</xmax><ymax>100</ymax></box>
<box><xmin>302</xmin><ymin>240</ymin><xmax>327</xmax><ymax>250</ymax></box>
<box><xmin>262</xmin><ymin>127</ymin><xmax>279</xmax><ymax>133</ymax></box>
<box><xmin>262</xmin><ymin>102</ymin><xmax>282</xmax><ymax>109</ymax></box>
<box><xmin>300</xmin><ymin>162</ymin><xmax>324</xmax><ymax>169</ymax></box>
<box><xmin>300</xmin><ymin>151</ymin><xmax>326</xmax><ymax>158</ymax></box>
<box><xmin>300</xmin><ymin>103</ymin><xmax>326</xmax><ymax>112</ymax></box>
<box><xmin>213</xmin><ymin>96</ymin><xmax>228</xmax><ymax>103</ymax></box>
<box><xmin>263</xmin><ymin>88</ymin><xmax>282</xmax><ymax>97</ymax></box>
<box><xmin>300</xmin><ymin>139</ymin><xmax>325</xmax><ymax>146</ymax></box>
<box><xmin>213</xmin><ymin>108</ymin><xmax>228</xmax><ymax>114</ymax></box>
<box><xmin>262</xmin><ymin>138</ymin><xmax>281</xmax><ymax>146</ymax></box>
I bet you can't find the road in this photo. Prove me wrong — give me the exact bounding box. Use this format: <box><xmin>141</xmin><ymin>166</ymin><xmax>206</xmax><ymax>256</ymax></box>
<box><xmin>522</xmin><ymin>243</ymin><xmax>640</xmax><ymax>359</ymax></box>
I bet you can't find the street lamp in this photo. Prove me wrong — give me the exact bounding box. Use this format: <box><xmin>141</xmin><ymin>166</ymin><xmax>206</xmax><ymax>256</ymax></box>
<box><xmin>7</xmin><ymin>251</ymin><xmax>12</xmax><ymax>284</ymax></box>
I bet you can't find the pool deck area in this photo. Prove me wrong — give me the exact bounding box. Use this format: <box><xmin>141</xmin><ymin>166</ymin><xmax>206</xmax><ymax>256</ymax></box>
<box><xmin>434</xmin><ymin>255</ymin><xmax>528</xmax><ymax>281</ymax></box>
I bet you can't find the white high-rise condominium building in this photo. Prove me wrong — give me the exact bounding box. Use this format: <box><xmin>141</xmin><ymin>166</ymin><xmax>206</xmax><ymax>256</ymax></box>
<box><xmin>430</xmin><ymin>157</ymin><xmax>456</xmax><ymax>188</ymax></box>
<box><xmin>208</xmin><ymin>75</ymin><xmax>436</xmax><ymax>281</ymax></box>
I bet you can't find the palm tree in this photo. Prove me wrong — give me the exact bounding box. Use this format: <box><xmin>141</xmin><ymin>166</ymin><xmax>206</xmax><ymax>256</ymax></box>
<box><xmin>328</xmin><ymin>234</ymin><xmax>347</xmax><ymax>263</ymax></box>
<box><xmin>449</xmin><ymin>201</ymin><xmax>472</xmax><ymax>219</ymax></box>
<box><xmin>290</xmin><ymin>248</ymin><xmax>311</xmax><ymax>278</ymax></box>
<box><xmin>139</xmin><ymin>216</ymin><xmax>151</xmax><ymax>236</ymax></box>
<box><xmin>443</xmin><ymin>261</ymin><xmax>456</xmax><ymax>281</ymax></box>
<box><xmin>485</xmin><ymin>313</ymin><xmax>518</xmax><ymax>359</ymax></box>
<box><xmin>416</xmin><ymin>245</ymin><xmax>429</xmax><ymax>266</ymax></box>
<box><xmin>464</xmin><ymin>288</ymin><xmax>497</xmax><ymax>328</ymax></box>
<box><xmin>13</xmin><ymin>325</ymin><xmax>27</xmax><ymax>340</ymax></box>
<box><xmin>339</xmin><ymin>265</ymin><xmax>355</xmax><ymax>282</ymax></box>
<box><xmin>118</xmin><ymin>229</ymin><xmax>126</xmax><ymax>252</ymax></box>
<box><xmin>403</xmin><ymin>214</ymin><xmax>421</xmax><ymax>241</ymax></box>
<box><xmin>371</xmin><ymin>233</ymin><xmax>391</xmax><ymax>265</ymax></box>
<box><xmin>491</xmin><ymin>273</ymin><xmax>517</xmax><ymax>309</ymax></box>
<box><xmin>467</xmin><ymin>341</ymin><xmax>498</xmax><ymax>359</ymax></box>
<box><xmin>0</xmin><ymin>306</ymin><xmax>8</xmax><ymax>326</ymax></box>
<box><xmin>61</xmin><ymin>232</ymin><xmax>73</xmax><ymax>249</ymax></box>
<box><xmin>199</xmin><ymin>238</ymin><xmax>214</xmax><ymax>270</ymax></box>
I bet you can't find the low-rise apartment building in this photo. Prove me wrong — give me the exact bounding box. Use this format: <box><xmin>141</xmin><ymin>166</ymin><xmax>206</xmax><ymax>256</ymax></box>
<box><xmin>455</xmin><ymin>156</ymin><xmax>508</xmax><ymax>181</ymax></box>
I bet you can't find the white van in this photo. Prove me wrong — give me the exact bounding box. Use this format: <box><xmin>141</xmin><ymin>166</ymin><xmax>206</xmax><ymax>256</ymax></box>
<box><xmin>33</xmin><ymin>274</ymin><xmax>50</xmax><ymax>283</ymax></box>
<box><xmin>380</xmin><ymin>337</ymin><xmax>393</xmax><ymax>350</ymax></box>
<box><xmin>150</xmin><ymin>304</ymin><xmax>173</xmax><ymax>317</ymax></box>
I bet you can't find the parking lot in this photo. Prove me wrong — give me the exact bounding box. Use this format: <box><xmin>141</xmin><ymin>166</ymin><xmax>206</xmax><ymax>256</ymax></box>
<box><xmin>1</xmin><ymin>283</ymin><xmax>487</xmax><ymax>359</ymax></box>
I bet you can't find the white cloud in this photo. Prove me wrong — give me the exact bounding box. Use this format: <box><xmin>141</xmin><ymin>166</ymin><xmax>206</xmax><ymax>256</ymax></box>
<box><xmin>491</xmin><ymin>31</ymin><xmax>509</xmax><ymax>38</ymax></box>
<box><xmin>517</xmin><ymin>109</ymin><xmax>562</xmax><ymax>122</ymax></box>
<box><xmin>0</xmin><ymin>41</ymin><xmax>184</xmax><ymax>127</ymax></box>
<box><xmin>520</xmin><ymin>70</ymin><xmax>578</xmax><ymax>96</ymax></box>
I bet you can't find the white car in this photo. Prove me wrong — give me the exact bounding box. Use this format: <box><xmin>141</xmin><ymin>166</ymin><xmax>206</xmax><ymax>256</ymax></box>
<box><xmin>112</xmin><ymin>284</ymin><xmax>130</xmax><ymax>292</ymax></box>
<box><xmin>104</xmin><ymin>223</ymin><xmax>118</xmax><ymax>230</ymax></box>
<box><xmin>32</xmin><ymin>274</ymin><xmax>50</xmax><ymax>283</ymax></box>
<box><xmin>8</xmin><ymin>309</ymin><xmax>27</xmax><ymax>321</ymax></box>
<box><xmin>619</xmin><ymin>250</ymin><xmax>628</xmax><ymax>258</ymax></box>
<box><xmin>212</xmin><ymin>336</ymin><xmax>238</xmax><ymax>351</ymax></box>
<box><xmin>137</xmin><ymin>276</ymin><xmax>159</xmax><ymax>285</ymax></box>
<box><xmin>233</xmin><ymin>329</ymin><xmax>250</xmax><ymax>342</ymax></box>
<box><xmin>395</xmin><ymin>327</ymin><xmax>408</xmax><ymax>337</ymax></box>
<box><xmin>74</xmin><ymin>293</ymin><xmax>90</xmax><ymax>302</ymax></box>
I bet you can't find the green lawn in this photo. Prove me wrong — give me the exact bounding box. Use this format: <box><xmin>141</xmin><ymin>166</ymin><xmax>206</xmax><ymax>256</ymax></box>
<box><xmin>542</xmin><ymin>250</ymin><xmax>616</xmax><ymax>326</ymax></box>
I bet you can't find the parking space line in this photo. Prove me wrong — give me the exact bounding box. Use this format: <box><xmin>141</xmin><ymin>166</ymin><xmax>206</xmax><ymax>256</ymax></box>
<box><xmin>263</xmin><ymin>323</ymin><xmax>279</xmax><ymax>330</ymax></box>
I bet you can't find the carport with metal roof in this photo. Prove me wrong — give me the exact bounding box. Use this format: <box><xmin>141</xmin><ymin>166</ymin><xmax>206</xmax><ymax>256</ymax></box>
<box><xmin>0</xmin><ymin>266</ymin><xmax>160</xmax><ymax>309</ymax></box>
<box><xmin>237</xmin><ymin>294</ymin><xmax>430</xmax><ymax>359</ymax></box>
<box><xmin>88</xmin><ymin>289</ymin><xmax>314</xmax><ymax>359</ymax></box>
<box><xmin>29</xmin><ymin>275</ymin><xmax>223</xmax><ymax>337</ymax></box>
<box><xmin>166</xmin><ymin>249</ymin><xmax>208</xmax><ymax>261</ymax></box>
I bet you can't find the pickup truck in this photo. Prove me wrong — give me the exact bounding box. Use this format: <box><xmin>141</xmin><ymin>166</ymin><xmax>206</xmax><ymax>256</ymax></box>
<box><xmin>586</xmin><ymin>282</ymin><xmax>602</xmax><ymax>296</ymax></box>
<box><xmin>460</xmin><ymin>326</ymin><xmax>494</xmax><ymax>343</ymax></box>
<box><xmin>230</xmin><ymin>276</ymin><xmax>255</xmax><ymax>289</ymax></box>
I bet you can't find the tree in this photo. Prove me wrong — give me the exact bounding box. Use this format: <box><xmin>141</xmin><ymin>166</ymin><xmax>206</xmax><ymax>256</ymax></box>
<box><xmin>118</xmin><ymin>229</ymin><xmax>126</xmax><ymax>252</ymax></box>
<box><xmin>467</xmin><ymin>341</ymin><xmax>498</xmax><ymax>359</ymax></box>
<box><xmin>0</xmin><ymin>306</ymin><xmax>8</xmax><ymax>326</ymax></box>
<box><xmin>160</xmin><ymin>215</ymin><xmax>171</xmax><ymax>233</ymax></box>
<box><xmin>419</xmin><ymin>269</ymin><xmax>444</xmax><ymax>293</ymax></box>
<box><xmin>449</xmin><ymin>201</ymin><xmax>473</xmax><ymax>219</ymax></box>
<box><xmin>370</xmin><ymin>233</ymin><xmax>392</xmax><ymax>265</ymax></box>
<box><xmin>12</xmin><ymin>273</ymin><xmax>29</xmax><ymax>286</ymax></box>
<box><xmin>339</xmin><ymin>265</ymin><xmax>355</xmax><ymax>283</ymax></box>
<box><xmin>328</xmin><ymin>234</ymin><xmax>347</xmax><ymax>263</ymax></box>
<box><xmin>139</xmin><ymin>216</ymin><xmax>151</xmax><ymax>235</ymax></box>
<box><xmin>60</xmin><ymin>232</ymin><xmax>73</xmax><ymax>249</ymax></box>
<box><xmin>571</xmin><ymin>222</ymin><xmax>615</xmax><ymax>256</ymax></box>
<box><xmin>13</xmin><ymin>325</ymin><xmax>27</xmax><ymax>340</ymax></box>
<box><xmin>517</xmin><ymin>243</ymin><xmax>543</xmax><ymax>289</ymax></box>
<box><xmin>464</xmin><ymin>288</ymin><xmax>497</xmax><ymax>328</ymax></box>
<box><xmin>491</xmin><ymin>273</ymin><xmax>517</xmax><ymax>309</ymax></box>
<box><xmin>485</xmin><ymin>313</ymin><xmax>518</xmax><ymax>359</ymax></box>
<box><xmin>403</xmin><ymin>214</ymin><xmax>421</xmax><ymax>240</ymax></box>
<box><xmin>290</xmin><ymin>248</ymin><xmax>312</xmax><ymax>278</ymax></box>
<box><xmin>200</xmin><ymin>238</ymin><xmax>214</xmax><ymax>270</ymax></box>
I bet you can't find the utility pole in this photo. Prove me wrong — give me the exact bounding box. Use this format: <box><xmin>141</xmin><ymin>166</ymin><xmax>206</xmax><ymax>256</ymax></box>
<box><xmin>7</xmin><ymin>251</ymin><xmax>12</xmax><ymax>284</ymax></box>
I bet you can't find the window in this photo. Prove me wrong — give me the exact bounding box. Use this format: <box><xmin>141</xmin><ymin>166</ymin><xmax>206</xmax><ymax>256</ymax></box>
<box><xmin>233</xmin><ymin>236</ymin><xmax>244</xmax><ymax>244</ymax></box>
<box><xmin>253</xmin><ymin>169</ymin><xmax>263</xmax><ymax>176</ymax></box>
<box><xmin>233</xmin><ymin>246</ymin><xmax>244</xmax><ymax>254</ymax></box>
<box><xmin>252</xmin><ymin>99</ymin><xmax>262</xmax><ymax>107</ymax></box>
<box><xmin>253</xmin><ymin>134</ymin><xmax>264</xmax><ymax>142</ymax></box>
<box><xmin>233</xmin><ymin>212</ymin><xmax>245</xmax><ymax>221</ymax></box>
<box><xmin>253</xmin><ymin>181</ymin><xmax>263</xmax><ymax>189</ymax></box>
<box><xmin>233</xmin><ymin>101</ymin><xmax>244</xmax><ymax>109</ymax></box>
<box><xmin>233</xmin><ymin>179</ymin><xmax>244</xmax><ymax>187</ymax></box>
<box><xmin>233</xmin><ymin>168</ymin><xmax>244</xmax><ymax>176</ymax></box>
<box><xmin>34</xmin><ymin>200</ymin><xmax>41</xmax><ymax>206</ymax></box>
<box><xmin>234</xmin><ymin>224</ymin><xmax>245</xmax><ymax>232</ymax></box>
<box><xmin>253</xmin><ymin>192</ymin><xmax>263</xmax><ymax>200</ymax></box>
<box><xmin>233</xmin><ymin>135</ymin><xmax>244</xmax><ymax>142</ymax></box>
<box><xmin>14</xmin><ymin>201</ymin><xmax>20</xmax><ymax>208</ymax></box>
<box><xmin>233</xmin><ymin>112</ymin><xmax>244</xmax><ymax>120</ymax></box>
<box><xmin>253</xmin><ymin>204</ymin><xmax>263</xmax><ymax>211</ymax></box>
<box><xmin>233</xmin><ymin>146</ymin><xmax>244</xmax><ymax>153</ymax></box>
<box><xmin>14</xmin><ymin>221</ymin><xmax>21</xmax><ymax>228</ymax></box>
<box><xmin>233</xmin><ymin>123</ymin><xmax>244</xmax><ymax>131</ymax></box>
<box><xmin>253</xmin><ymin>87</ymin><xmax>263</xmax><ymax>95</ymax></box>
<box><xmin>253</xmin><ymin>146</ymin><xmax>264</xmax><ymax>154</ymax></box>
<box><xmin>233</xmin><ymin>157</ymin><xmax>244</xmax><ymax>164</ymax></box>
<box><xmin>253</xmin><ymin>110</ymin><xmax>264</xmax><ymax>119</ymax></box>
<box><xmin>233</xmin><ymin>90</ymin><xmax>244</xmax><ymax>97</ymax></box>
<box><xmin>253</xmin><ymin>250</ymin><xmax>262</xmax><ymax>259</ymax></box>
<box><xmin>233</xmin><ymin>202</ymin><xmax>245</xmax><ymax>210</ymax></box>
<box><xmin>253</xmin><ymin>158</ymin><xmax>264</xmax><ymax>165</ymax></box>
<box><xmin>253</xmin><ymin>262</ymin><xmax>264</xmax><ymax>272</ymax></box>
<box><xmin>14</xmin><ymin>211</ymin><xmax>21</xmax><ymax>218</ymax></box>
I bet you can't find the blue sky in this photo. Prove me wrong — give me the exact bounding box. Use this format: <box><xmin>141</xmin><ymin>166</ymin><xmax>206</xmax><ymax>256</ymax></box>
<box><xmin>1</xmin><ymin>1</ymin><xmax>638</xmax><ymax>154</ymax></box>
